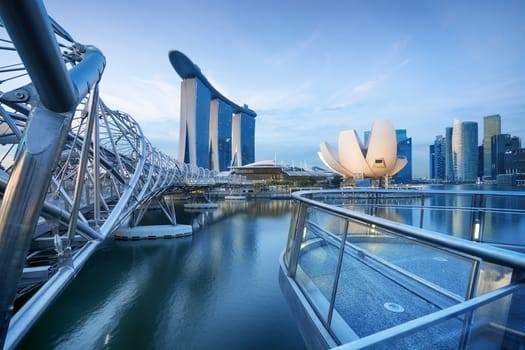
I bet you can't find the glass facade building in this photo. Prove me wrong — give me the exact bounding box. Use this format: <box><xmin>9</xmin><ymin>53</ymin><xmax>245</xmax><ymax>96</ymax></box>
<box><xmin>170</xmin><ymin>50</ymin><xmax>257</xmax><ymax>171</ymax></box>
<box><xmin>444</xmin><ymin>127</ymin><xmax>454</xmax><ymax>181</ymax></box>
<box><xmin>429</xmin><ymin>144</ymin><xmax>436</xmax><ymax>179</ymax></box>
<box><xmin>492</xmin><ymin>134</ymin><xmax>521</xmax><ymax>177</ymax></box>
<box><xmin>452</xmin><ymin>120</ymin><xmax>478</xmax><ymax>182</ymax></box>
<box><xmin>430</xmin><ymin>135</ymin><xmax>445</xmax><ymax>180</ymax></box>
<box><xmin>232</xmin><ymin>112</ymin><xmax>256</xmax><ymax>166</ymax></box>
<box><xmin>483</xmin><ymin>115</ymin><xmax>501</xmax><ymax>179</ymax></box>
<box><xmin>394</xmin><ymin>136</ymin><xmax>412</xmax><ymax>182</ymax></box>
<box><xmin>179</xmin><ymin>78</ymin><xmax>211</xmax><ymax>169</ymax></box>
<box><xmin>209</xmin><ymin>99</ymin><xmax>233</xmax><ymax>171</ymax></box>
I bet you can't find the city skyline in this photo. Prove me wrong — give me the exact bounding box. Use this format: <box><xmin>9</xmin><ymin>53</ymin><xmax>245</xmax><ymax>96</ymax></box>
<box><xmin>430</xmin><ymin>115</ymin><xmax>524</xmax><ymax>182</ymax></box>
<box><xmin>44</xmin><ymin>0</ymin><xmax>525</xmax><ymax>178</ymax></box>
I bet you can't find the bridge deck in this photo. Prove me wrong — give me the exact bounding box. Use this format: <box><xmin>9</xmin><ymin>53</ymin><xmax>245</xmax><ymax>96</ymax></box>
<box><xmin>295</xmin><ymin>239</ymin><xmax>506</xmax><ymax>348</ymax></box>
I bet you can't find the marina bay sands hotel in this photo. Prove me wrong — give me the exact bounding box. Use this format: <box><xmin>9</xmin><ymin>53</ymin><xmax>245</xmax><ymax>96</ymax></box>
<box><xmin>169</xmin><ymin>51</ymin><xmax>256</xmax><ymax>171</ymax></box>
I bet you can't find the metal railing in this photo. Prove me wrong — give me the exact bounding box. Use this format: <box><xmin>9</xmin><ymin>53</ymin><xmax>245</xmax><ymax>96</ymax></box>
<box><xmin>282</xmin><ymin>189</ymin><xmax>525</xmax><ymax>349</ymax></box>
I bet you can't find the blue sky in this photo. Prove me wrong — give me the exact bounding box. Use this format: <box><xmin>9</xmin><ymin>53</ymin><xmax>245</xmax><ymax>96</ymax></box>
<box><xmin>45</xmin><ymin>0</ymin><xmax>525</xmax><ymax>178</ymax></box>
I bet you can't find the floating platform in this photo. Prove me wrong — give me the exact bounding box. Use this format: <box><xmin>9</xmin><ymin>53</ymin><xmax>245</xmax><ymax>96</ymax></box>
<box><xmin>115</xmin><ymin>224</ymin><xmax>192</xmax><ymax>240</ymax></box>
<box><xmin>224</xmin><ymin>195</ymin><xmax>246</xmax><ymax>200</ymax></box>
<box><xmin>183</xmin><ymin>202</ymin><xmax>218</xmax><ymax>209</ymax></box>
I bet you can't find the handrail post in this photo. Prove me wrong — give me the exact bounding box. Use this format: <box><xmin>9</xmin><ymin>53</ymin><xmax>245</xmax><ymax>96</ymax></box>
<box><xmin>287</xmin><ymin>202</ymin><xmax>308</xmax><ymax>277</ymax></box>
<box><xmin>419</xmin><ymin>193</ymin><xmax>425</xmax><ymax>228</ymax></box>
<box><xmin>327</xmin><ymin>220</ymin><xmax>349</xmax><ymax>328</ymax></box>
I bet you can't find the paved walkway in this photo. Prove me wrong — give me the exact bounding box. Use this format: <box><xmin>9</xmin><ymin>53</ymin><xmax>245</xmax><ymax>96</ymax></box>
<box><xmin>297</xmin><ymin>238</ymin><xmax>471</xmax><ymax>348</ymax></box>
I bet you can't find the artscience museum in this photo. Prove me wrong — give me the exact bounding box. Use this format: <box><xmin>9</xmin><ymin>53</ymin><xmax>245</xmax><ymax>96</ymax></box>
<box><xmin>318</xmin><ymin>120</ymin><xmax>407</xmax><ymax>181</ymax></box>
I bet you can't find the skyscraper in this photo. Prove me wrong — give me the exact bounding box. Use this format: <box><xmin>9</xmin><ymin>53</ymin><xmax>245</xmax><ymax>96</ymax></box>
<box><xmin>231</xmin><ymin>110</ymin><xmax>256</xmax><ymax>167</ymax></box>
<box><xmin>178</xmin><ymin>78</ymin><xmax>211</xmax><ymax>169</ymax></box>
<box><xmin>444</xmin><ymin>127</ymin><xmax>454</xmax><ymax>181</ymax></box>
<box><xmin>492</xmin><ymin>134</ymin><xmax>522</xmax><ymax>177</ymax></box>
<box><xmin>170</xmin><ymin>50</ymin><xmax>256</xmax><ymax>171</ymax></box>
<box><xmin>433</xmin><ymin>135</ymin><xmax>445</xmax><ymax>180</ymax></box>
<box><xmin>209</xmin><ymin>99</ymin><xmax>232</xmax><ymax>171</ymax></box>
<box><xmin>452</xmin><ymin>120</ymin><xmax>478</xmax><ymax>182</ymax></box>
<box><xmin>491</xmin><ymin>134</ymin><xmax>510</xmax><ymax>177</ymax></box>
<box><xmin>429</xmin><ymin>144</ymin><xmax>436</xmax><ymax>179</ymax></box>
<box><xmin>483</xmin><ymin>115</ymin><xmax>501</xmax><ymax>179</ymax></box>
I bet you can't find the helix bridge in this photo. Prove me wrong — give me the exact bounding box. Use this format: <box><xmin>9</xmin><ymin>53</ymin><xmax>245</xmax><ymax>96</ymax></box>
<box><xmin>0</xmin><ymin>2</ymin><xmax>246</xmax><ymax>348</ymax></box>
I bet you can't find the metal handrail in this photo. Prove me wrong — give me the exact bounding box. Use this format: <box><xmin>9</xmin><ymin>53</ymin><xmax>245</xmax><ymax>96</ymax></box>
<box><xmin>292</xmin><ymin>189</ymin><xmax>525</xmax><ymax>272</ymax></box>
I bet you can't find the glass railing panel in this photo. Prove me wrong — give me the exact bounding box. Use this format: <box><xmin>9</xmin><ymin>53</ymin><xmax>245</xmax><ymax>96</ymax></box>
<box><xmin>331</xmin><ymin>241</ymin><xmax>445</xmax><ymax>339</ymax></box>
<box><xmin>306</xmin><ymin>206</ymin><xmax>348</xmax><ymax>238</ymax></box>
<box><xmin>476</xmin><ymin>261</ymin><xmax>513</xmax><ymax>296</ymax></box>
<box><xmin>293</xmin><ymin>207</ymin><xmax>347</xmax><ymax>325</ymax></box>
<box><xmin>308</xmin><ymin>190</ymin><xmax>525</xmax><ymax>248</ymax></box>
<box><xmin>481</xmin><ymin>209</ymin><xmax>525</xmax><ymax>246</ymax></box>
<box><xmin>283</xmin><ymin>201</ymin><xmax>300</xmax><ymax>268</ymax></box>
<box><xmin>295</xmin><ymin>243</ymin><xmax>339</xmax><ymax>324</ymax></box>
<box><xmin>346</xmin><ymin>224</ymin><xmax>476</xmax><ymax>300</ymax></box>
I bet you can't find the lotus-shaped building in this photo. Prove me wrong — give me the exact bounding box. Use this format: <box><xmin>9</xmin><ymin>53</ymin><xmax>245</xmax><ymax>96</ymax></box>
<box><xmin>318</xmin><ymin>120</ymin><xmax>407</xmax><ymax>180</ymax></box>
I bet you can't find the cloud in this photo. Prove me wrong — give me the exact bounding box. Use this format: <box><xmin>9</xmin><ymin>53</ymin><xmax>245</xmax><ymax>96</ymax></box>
<box><xmin>352</xmin><ymin>79</ymin><xmax>379</xmax><ymax>94</ymax></box>
<box><xmin>99</xmin><ymin>75</ymin><xmax>181</xmax><ymax>159</ymax></box>
<box><xmin>100</xmin><ymin>76</ymin><xmax>180</xmax><ymax>124</ymax></box>
<box><xmin>321</xmin><ymin>102</ymin><xmax>356</xmax><ymax>112</ymax></box>
<box><xmin>243</xmin><ymin>80</ymin><xmax>315</xmax><ymax>111</ymax></box>
<box><xmin>267</xmin><ymin>29</ymin><xmax>320</xmax><ymax>66</ymax></box>
<box><xmin>391</xmin><ymin>36</ymin><xmax>411</xmax><ymax>53</ymax></box>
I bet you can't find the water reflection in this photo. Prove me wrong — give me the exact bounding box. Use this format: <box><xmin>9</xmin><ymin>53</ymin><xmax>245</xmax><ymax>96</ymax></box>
<box><xmin>336</xmin><ymin>189</ymin><xmax>525</xmax><ymax>246</ymax></box>
<box><xmin>20</xmin><ymin>200</ymin><xmax>305</xmax><ymax>350</ymax></box>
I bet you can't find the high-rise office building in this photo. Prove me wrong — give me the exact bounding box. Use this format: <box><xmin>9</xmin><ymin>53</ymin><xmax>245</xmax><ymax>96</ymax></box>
<box><xmin>483</xmin><ymin>115</ymin><xmax>501</xmax><ymax>179</ymax></box>
<box><xmin>394</xmin><ymin>136</ymin><xmax>412</xmax><ymax>182</ymax></box>
<box><xmin>444</xmin><ymin>127</ymin><xmax>454</xmax><ymax>181</ymax></box>
<box><xmin>431</xmin><ymin>135</ymin><xmax>445</xmax><ymax>180</ymax></box>
<box><xmin>491</xmin><ymin>134</ymin><xmax>522</xmax><ymax>177</ymax></box>
<box><xmin>429</xmin><ymin>144</ymin><xmax>436</xmax><ymax>179</ymax></box>
<box><xmin>452</xmin><ymin>120</ymin><xmax>478</xmax><ymax>182</ymax></box>
<box><xmin>505</xmin><ymin>148</ymin><xmax>525</xmax><ymax>174</ymax></box>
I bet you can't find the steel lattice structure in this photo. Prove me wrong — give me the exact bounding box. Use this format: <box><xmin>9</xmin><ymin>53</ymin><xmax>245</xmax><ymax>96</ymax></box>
<box><xmin>0</xmin><ymin>2</ymin><xmax>247</xmax><ymax>348</ymax></box>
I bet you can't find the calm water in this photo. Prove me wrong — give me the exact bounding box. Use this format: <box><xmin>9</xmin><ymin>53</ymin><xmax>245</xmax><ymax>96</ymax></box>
<box><xmin>339</xmin><ymin>184</ymin><xmax>525</xmax><ymax>246</ymax></box>
<box><xmin>19</xmin><ymin>200</ymin><xmax>306</xmax><ymax>350</ymax></box>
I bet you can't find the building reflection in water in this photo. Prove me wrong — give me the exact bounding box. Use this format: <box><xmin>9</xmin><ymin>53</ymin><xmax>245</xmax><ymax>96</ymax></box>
<box><xmin>20</xmin><ymin>199</ymin><xmax>304</xmax><ymax>349</ymax></box>
<box><xmin>333</xmin><ymin>191</ymin><xmax>525</xmax><ymax>246</ymax></box>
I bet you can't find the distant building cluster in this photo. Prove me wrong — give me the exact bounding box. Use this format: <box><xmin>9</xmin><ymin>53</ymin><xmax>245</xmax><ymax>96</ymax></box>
<box><xmin>170</xmin><ymin>51</ymin><xmax>256</xmax><ymax>172</ymax></box>
<box><xmin>429</xmin><ymin>114</ymin><xmax>524</xmax><ymax>183</ymax></box>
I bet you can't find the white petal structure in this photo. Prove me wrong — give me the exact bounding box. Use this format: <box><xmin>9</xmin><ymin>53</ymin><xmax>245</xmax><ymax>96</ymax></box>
<box><xmin>319</xmin><ymin>120</ymin><xmax>407</xmax><ymax>179</ymax></box>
